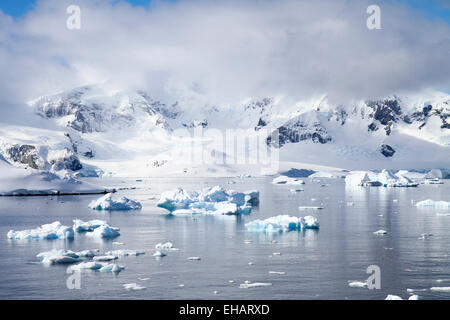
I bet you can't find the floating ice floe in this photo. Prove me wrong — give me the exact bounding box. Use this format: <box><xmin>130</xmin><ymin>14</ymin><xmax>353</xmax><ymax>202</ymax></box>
<box><xmin>37</xmin><ymin>249</ymin><xmax>81</xmax><ymax>265</ymax></box>
<box><xmin>385</xmin><ymin>294</ymin><xmax>420</xmax><ymax>300</ymax></box>
<box><xmin>88</xmin><ymin>193</ymin><xmax>142</xmax><ymax>211</ymax></box>
<box><xmin>348</xmin><ymin>281</ymin><xmax>368</xmax><ymax>288</ymax></box>
<box><xmin>374</xmin><ymin>230</ymin><xmax>388</xmax><ymax>235</ymax></box>
<box><xmin>245</xmin><ymin>215</ymin><xmax>319</xmax><ymax>233</ymax></box>
<box><xmin>430</xmin><ymin>287</ymin><xmax>450</xmax><ymax>292</ymax></box>
<box><xmin>239</xmin><ymin>281</ymin><xmax>272</xmax><ymax>288</ymax></box>
<box><xmin>106</xmin><ymin>250</ymin><xmax>145</xmax><ymax>256</ymax></box>
<box><xmin>155</xmin><ymin>242</ymin><xmax>178</xmax><ymax>251</ymax></box>
<box><xmin>345</xmin><ymin>170</ymin><xmax>419</xmax><ymax>187</ymax></box>
<box><xmin>67</xmin><ymin>261</ymin><xmax>103</xmax><ymax>271</ymax></box>
<box><xmin>98</xmin><ymin>263</ymin><xmax>124</xmax><ymax>273</ymax></box>
<box><xmin>187</xmin><ymin>256</ymin><xmax>201</xmax><ymax>261</ymax></box>
<box><xmin>93</xmin><ymin>255</ymin><xmax>118</xmax><ymax>261</ymax></box>
<box><xmin>73</xmin><ymin>219</ymin><xmax>107</xmax><ymax>232</ymax></box>
<box><xmin>153</xmin><ymin>251</ymin><xmax>166</xmax><ymax>257</ymax></box>
<box><xmin>272</xmin><ymin>176</ymin><xmax>305</xmax><ymax>185</ymax></box>
<box><xmin>7</xmin><ymin>221</ymin><xmax>74</xmax><ymax>240</ymax></box>
<box><xmin>123</xmin><ymin>283</ymin><xmax>146</xmax><ymax>291</ymax></box>
<box><xmin>415</xmin><ymin>199</ymin><xmax>450</xmax><ymax>209</ymax></box>
<box><xmin>268</xmin><ymin>271</ymin><xmax>286</xmax><ymax>275</ymax></box>
<box><xmin>85</xmin><ymin>224</ymin><xmax>120</xmax><ymax>238</ymax></box>
<box><xmin>157</xmin><ymin>186</ymin><xmax>259</xmax><ymax>216</ymax></box>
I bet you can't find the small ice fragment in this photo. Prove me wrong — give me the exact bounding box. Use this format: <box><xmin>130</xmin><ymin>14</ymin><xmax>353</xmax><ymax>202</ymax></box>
<box><xmin>385</xmin><ymin>295</ymin><xmax>403</xmax><ymax>300</ymax></box>
<box><xmin>93</xmin><ymin>255</ymin><xmax>118</xmax><ymax>262</ymax></box>
<box><xmin>187</xmin><ymin>257</ymin><xmax>201</xmax><ymax>261</ymax></box>
<box><xmin>373</xmin><ymin>230</ymin><xmax>388</xmax><ymax>235</ymax></box>
<box><xmin>178</xmin><ymin>284</ymin><xmax>185</xmax><ymax>288</ymax></box>
<box><xmin>244</xmin><ymin>240</ymin><xmax>253</xmax><ymax>244</ymax></box>
<box><xmin>239</xmin><ymin>282</ymin><xmax>272</xmax><ymax>288</ymax></box>
<box><xmin>348</xmin><ymin>281</ymin><xmax>367</xmax><ymax>288</ymax></box>
<box><xmin>248</xmin><ymin>262</ymin><xmax>253</xmax><ymax>265</ymax></box>
<box><xmin>153</xmin><ymin>251</ymin><xmax>166</xmax><ymax>257</ymax></box>
<box><xmin>37</xmin><ymin>249</ymin><xmax>81</xmax><ymax>265</ymax></box>
<box><xmin>408</xmin><ymin>295</ymin><xmax>420</xmax><ymax>300</ymax></box>
<box><xmin>123</xmin><ymin>283</ymin><xmax>146</xmax><ymax>291</ymax></box>
<box><xmin>73</xmin><ymin>219</ymin><xmax>107</xmax><ymax>232</ymax></box>
<box><xmin>138</xmin><ymin>277</ymin><xmax>150</xmax><ymax>281</ymax></box>
<box><xmin>106</xmin><ymin>250</ymin><xmax>145</xmax><ymax>256</ymax></box>
<box><xmin>229</xmin><ymin>280</ymin><xmax>235</xmax><ymax>283</ymax></box>
<box><xmin>415</xmin><ymin>199</ymin><xmax>450</xmax><ymax>209</ymax></box>
<box><xmin>346</xmin><ymin>202</ymin><xmax>354</xmax><ymax>206</ymax></box>
<box><xmin>99</xmin><ymin>263</ymin><xmax>124</xmax><ymax>273</ymax></box>
<box><xmin>112</xmin><ymin>242</ymin><xmax>124</xmax><ymax>245</ymax></box>
<box><xmin>67</xmin><ymin>261</ymin><xmax>103</xmax><ymax>271</ymax></box>
<box><xmin>407</xmin><ymin>288</ymin><xmax>427</xmax><ymax>293</ymax></box>
<box><xmin>272</xmin><ymin>252</ymin><xmax>282</xmax><ymax>256</ymax></box>
<box><xmin>393</xmin><ymin>199</ymin><xmax>398</xmax><ymax>203</ymax></box>
<box><xmin>418</xmin><ymin>233</ymin><xmax>432</xmax><ymax>240</ymax></box>
<box><xmin>430</xmin><ymin>287</ymin><xmax>450</xmax><ymax>292</ymax></box>
<box><xmin>269</xmin><ymin>271</ymin><xmax>285</xmax><ymax>275</ymax></box>
<box><xmin>213</xmin><ymin>291</ymin><xmax>219</xmax><ymax>295</ymax></box>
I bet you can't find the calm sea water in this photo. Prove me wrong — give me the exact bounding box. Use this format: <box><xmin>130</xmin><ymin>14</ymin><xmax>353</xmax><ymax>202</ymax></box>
<box><xmin>0</xmin><ymin>177</ymin><xmax>449</xmax><ymax>300</ymax></box>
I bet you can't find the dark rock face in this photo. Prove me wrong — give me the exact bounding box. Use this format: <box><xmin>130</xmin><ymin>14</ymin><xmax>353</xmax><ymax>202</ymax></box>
<box><xmin>380</xmin><ymin>144</ymin><xmax>396</xmax><ymax>157</ymax></box>
<box><xmin>267</xmin><ymin>120</ymin><xmax>332</xmax><ymax>147</ymax></box>
<box><xmin>7</xmin><ymin>145</ymin><xmax>43</xmax><ymax>169</ymax></box>
<box><xmin>368</xmin><ymin>122</ymin><xmax>378</xmax><ymax>132</ymax></box>
<box><xmin>49</xmin><ymin>149</ymin><xmax>83</xmax><ymax>171</ymax></box>
<box><xmin>255</xmin><ymin>117</ymin><xmax>267</xmax><ymax>131</ymax></box>
<box><xmin>280</xmin><ymin>168</ymin><xmax>315</xmax><ymax>178</ymax></box>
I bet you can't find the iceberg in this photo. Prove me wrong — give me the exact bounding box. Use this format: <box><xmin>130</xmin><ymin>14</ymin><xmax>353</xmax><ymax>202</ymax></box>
<box><xmin>73</xmin><ymin>219</ymin><xmax>107</xmax><ymax>232</ymax></box>
<box><xmin>7</xmin><ymin>221</ymin><xmax>74</xmax><ymax>240</ymax></box>
<box><xmin>345</xmin><ymin>170</ymin><xmax>419</xmax><ymax>187</ymax></box>
<box><xmin>88</xmin><ymin>193</ymin><xmax>142</xmax><ymax>211</ymax></box>
<box><xmin>245</xmin><ymin>215</ymin><xmax>319</xmax><ymax>233</ymax></box>
<box><xmin>93</xmin><ymin>255</ymin><xmax>118</xmax><ymax>261</ymax></box>
<box><xmin>37</xmin><ymin>249</ymin><xmax>81</xmax><ymax>265</ymax></box>
<box><xmin>415</xmin><ymin>199</ymin><xmax>450</xmax><ymax>209</ymax></box>
<box><xmin>385</xmin><ymin>295</ymin><xmax>403</xmax><ymax>300</ymax></box>
<box><xmin>85</xmin><ymin>224</ymin><xmax>120</xmax><ymax>238</ymax></box>
<box><xmin>157</xmin><ymin>186</ymin><xmax>259</xmax><ymax>216</ymax></box>
<box><xmin>272</xmin><ymin>176</ymin><xmax>305</xmax><ymax>185</ymax></box>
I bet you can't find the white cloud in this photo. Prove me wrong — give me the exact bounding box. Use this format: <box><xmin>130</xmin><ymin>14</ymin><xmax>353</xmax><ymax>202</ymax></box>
<box><xmin>0</xmin><ymin>0</ymin><xmax>449</xmax><ymax>107</ymax></box>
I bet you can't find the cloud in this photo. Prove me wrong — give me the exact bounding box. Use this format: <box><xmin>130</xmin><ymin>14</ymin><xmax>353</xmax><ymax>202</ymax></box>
<box><xmin>0</xmin><ymin>0</ymin><xmax>449</xmax><ymax>107</ymax></box>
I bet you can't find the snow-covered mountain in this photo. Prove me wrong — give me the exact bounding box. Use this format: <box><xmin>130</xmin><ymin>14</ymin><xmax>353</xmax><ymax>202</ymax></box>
<box><xmin>1</xmin><ymin>84</ymin><xmax>449</xmax><ymax>177</ymax></box>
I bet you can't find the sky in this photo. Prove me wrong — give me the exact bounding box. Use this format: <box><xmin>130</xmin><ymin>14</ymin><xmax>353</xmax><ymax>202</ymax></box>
<box><xmin>0</xmin><ymin>0</ymin><xmax>449</xmax><ymax>106</ymax></box>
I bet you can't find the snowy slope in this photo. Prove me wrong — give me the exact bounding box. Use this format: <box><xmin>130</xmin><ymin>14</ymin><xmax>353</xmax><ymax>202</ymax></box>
<box><xmin>0</xmin><ymin>84</ymin><xmax>449</xmax><ymax>177</ymax></box>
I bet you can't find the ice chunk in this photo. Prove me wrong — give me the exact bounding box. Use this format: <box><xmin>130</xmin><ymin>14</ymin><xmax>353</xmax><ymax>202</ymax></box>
<box><xmin>88</xmin><ymin>193</ymin><xmax>142</xmax><ymax>211</ymax></box>
<box><xmin>245</xmin><ymin>215</ymin><xmax>319</xmax><ymax>233</ymax></box>
<box><xmin>157</xmin><ymin>188</ymin><xmax>198</xmax><ymax>211</ymax></box>
<box><xmin>93</xmin><ymin>255</ymin><xmax>118</xmax><ymax>261</ymax></box>
<box><xmin>268</xmin><ymin>271</ymin><xmax>286</xmax><ymax>275</ymax></box>
<box><xmin>85</xmin><ymin>224</ymin><xmax>120</xmax><ymax>238</ymax></box>
<box><xmin>123</xmin><ymin>283</ymin><xmax>146</xmax><ymax>290</ymax></box>
<box><xmin>67</xmin><ymin>261</ymin><xmax>103</xmax><ymax>271</ymax></box>
<box><xmin>155</xmin><ymin>242</ymin><xmax>174</xmax><ymax>250</ymax></box>
<box><xmin>199</xmin><ymin>186</ymin><xmax>229</xmax><ymax>202</ymax></box>
<box><xmin>301</xmin><ymin>216</ymin><xmax>320</xmax><ymax>229</ymax></box>
<box><xmin>7</xmin><ymin>221</ymin><xmax>74</xmax><ymax>240</ymax></box>
<box><xmin>415</xmin><ymin>199</ymin><xmax>450</xmax><ymax>209</ymax></box>
<box><xmin>98</xmin><ymin>263</ymin><xmax>124</xmax><ymax>273</ymax></box>
<box><xmin>76</xmin><ymin>250</ymin><xmax>98</xmax><ymax>257</ymax></box>
<box><xmin>374</xmin><ymin>230</ymin><xmax>388</xmax><ymax>235</ymax></box>
<box><xmin>187</xmin><ymin>256</ymin><xmax>201</xmax><ymax>261</ymax></box>
<box><xmin>430</xmin><ymin>287</ymin><xmax>450</xmax><ymax>292</ymax></box>
<box><xmin>272</xmin><ymin>176</ymin><xmax>305</xmax><ymax>185</ymax></box>
<box><xmin>385</xmin><ymin>295</ymin><xmax>403</xmax><ymax>300</ymax></box>
<box><xmin>153</xmin><ymin>251</ymin><xmax>166</xmax><ymax>257</ymax></box>
<box><xmin>106</xmin><ymin>250</ymin><xmax>145</xmax><ymax>256</ymax></box>
<box><xmin>239</xmin><ymin>282</ymin><xmax>272</xmax><ymax>288</ymax></box>
<box><xmin>73</xmin><ymin>219</ymin><xmax>107</xmax><ymax>232</ymax></box>
<box><xmin>408</xmin><ymin>295</ymin><xmax>420</xmax><ymax>300</ymax></box>
<box><xmin>37</xmin><ymin>249</ymin><xmax>81</xmax><ymax>265</ymax></box>
<box><xmin>345</xmin><ymin>170</ymin><xmax>418</xmax><ymax>187</ymax></box>
<box><xmin>348</xmin><ymin>281</ymin><xmax>368</xmax><ymax>288</ymax></box>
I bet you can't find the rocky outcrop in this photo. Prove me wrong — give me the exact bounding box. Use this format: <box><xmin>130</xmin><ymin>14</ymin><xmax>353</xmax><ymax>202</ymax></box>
<box><xmin>6</xmin><ymin>144</ymin><xmax>45</xmax><ymax>169</ymax></box>
<box><xmin>380</xmin><ymin>144</ymin><xmax>395</xmax><ymax>157</ymax></box>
